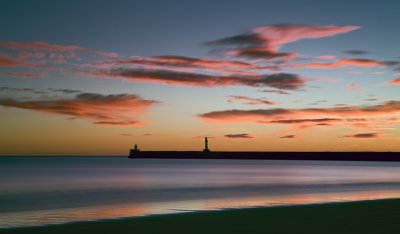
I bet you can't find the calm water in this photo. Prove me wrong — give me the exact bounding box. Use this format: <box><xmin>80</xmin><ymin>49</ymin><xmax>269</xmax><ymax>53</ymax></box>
<box><xmin>1</xmin><ymin>157</ymin><xmax>400</xmax><ymax>228</ymax></box>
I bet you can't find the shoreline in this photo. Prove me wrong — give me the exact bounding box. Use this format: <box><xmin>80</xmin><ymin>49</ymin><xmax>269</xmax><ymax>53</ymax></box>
<box><xmin>2</xmin><ymin>198</ymin><xmax>400</xmax><ymax>234</ymax></box>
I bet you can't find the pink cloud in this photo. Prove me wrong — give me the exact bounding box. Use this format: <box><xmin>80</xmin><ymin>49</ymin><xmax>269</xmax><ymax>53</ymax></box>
<box><xmin>387</xmin><ymin>78</ymin><xmax>400</xmax><ymax>85</ymax></box>
<box><xmin>0</xmin><ymin>72</ymin><xmax>47</xmax><ymax>78</ymax></box>
<box><xmin>115</xmin><ymin>55</ymin><xmax>267</xmax><ymax>71</ymax></box>
<box><xmin>0</xmin><ymin>54</ymin><xmax>33</xmax><ymax>67</ymax></box>
<box><xmin>95</xmin><ymin>51</ymin><xmax>120</xmax><ymax>58</ymax></box>
<box><xmin>347</xmin><ymin>83</ymin><xmax>364</xmax><ymax>91</ymax></box>
<box><xmin>316</xmin><ymin>55</ymin><xmax>336</xmax><ymax>60</ymax></box>
<box><xmin>0</xmin><ymin>41</ymin><xmax>85</xmax><ymax>51</ymax></box>
<box><xmin>291</xmin><ymin>58</ymin><xmax>385</xmax><ymax>69</ymax></box>
<box><xmin>49</xmin><ymin>53</ymin><xmax>67</xmax><ymax>64</ymax></box>
<box><xmin>199</xmin><ymin>101</ymin><xmax>400</xmax><ymax>123</ymax></box>
<box><xmin>1</xmin><ymin>41</ymin><xmax>120</xmax><ymax>70</ymax></box>
<box><xmin>0</xmin><ymin>93</ymin><xmax>159</xmax><ymax>126</ymax></box>
<box><xmin>227</xmin><ymin>95</ymin><xmax>276</xmax><ymax>105</ymax></box>
<box><xmin>253</xmin><ymin>24</ymin><xmax>360</xmax><ymax>52</ymax></box>
<box><xmin>228</xmin><ymin>95</ymin><xmax>277</xmax><ymax>105</ymax></box>
<box><xmin>206</xmin><ymin>24</ymin><xmax>359</xmax><ymax>61</ymax></box>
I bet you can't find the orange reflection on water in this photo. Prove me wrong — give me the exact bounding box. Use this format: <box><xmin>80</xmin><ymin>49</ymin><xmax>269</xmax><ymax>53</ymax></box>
<box><xmin>201</xmin><ymin>190</ymin><xmax>400</xmax><ymax>210</ymax></box>
<box><xmin>3</xmin><ymin>190</ymin><xmax>400</xmax><ymax>228</ymax></box>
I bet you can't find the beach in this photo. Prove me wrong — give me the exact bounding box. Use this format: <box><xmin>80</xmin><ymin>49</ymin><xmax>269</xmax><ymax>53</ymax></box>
<box><xmin>2</xmin><ymin>199</ymin><xmax>400</xmax><ymax>234</ymax></box>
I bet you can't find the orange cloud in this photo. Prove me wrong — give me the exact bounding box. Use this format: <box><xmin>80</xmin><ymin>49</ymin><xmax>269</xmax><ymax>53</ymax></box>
<box><xmin>291</xmin><ymin>58</ymin><xmax>384</xmax><ymax>69</ymax></box>
<box><xmin>388</xmin><ymin>78</ymin><xmax>400</xmax><ymax>85</ymax></box>
<box><xmin>0</xmin><ymin>54</ymin><xmax>34</xmax><ymax>67</ymax></box>
<box><xmin>0</xmin><ymin>93</ymin><xmax>159</xmax><ymax>126</ymax></box>
<box><xmin>199</xmin><ymin>101</ymin><xmax>400</xmax><ymax>123</ymax></box>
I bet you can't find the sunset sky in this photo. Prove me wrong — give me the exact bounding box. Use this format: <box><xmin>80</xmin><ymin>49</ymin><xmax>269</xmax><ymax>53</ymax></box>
<box><xmin>1</xmin><ymin>0</ymin><xmax>399</xmax><ymax>155</ymax></box>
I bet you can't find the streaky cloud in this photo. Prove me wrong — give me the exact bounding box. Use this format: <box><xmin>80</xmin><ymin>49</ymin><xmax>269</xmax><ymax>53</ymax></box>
<box><xmin>0</xmin><ymin>93</ymin><xmax>159</xmax><ymax>126</ymax></box>
<box><xmin>0</xmin><ymin>41</ymin><xmax>85</xmax><ymax>51</ymax></box>
<box><xmin>387</xmin><ymin>78</ymin><xmax>400</xmax><ymax>85</ymax></box>
<box><xmin>291</xmin><ymin>58</ymin><xmax>384</xmax><ymax>69</ymax></box>
<box><xmin>199</xmin><ymin>101</ymin><xmax>400</xmax><ymax>123</ymax></box>
<box><xmin>343</xmin><ymin>50</ymin><xmax>371</xmax><ymax>55</ymax></box>
<box><xmin>280</xmin><ymin>135</ymin><xmax>296</xmax><ymax>139</ymax></box>
<box><xmin>224</xmin><ymin>133</ymin><xmax>254</xmax><ymax>138</ymax></box>
<box><xmin>342</xmin><ymin>133</ymin><xmax>380</xmax><ymax>139</ymax></box>
<box><xmin>90</xmin><ymin>68</ymin><xmax>306</xmax><ymax>90</ymax></box>
<box><xmin>206</xmin><ymin>24</ymin><xmax>359</xmax><ymax>61</ymax></box>
<box><xmin>0</xmin><ymin>72</ymin><xmax>47</xmax><ymax>78</ymax></box>
<box><xmin>228</xmin><ymin>95</ymin><xmax>276</xmax><ymax>105</ymax></box>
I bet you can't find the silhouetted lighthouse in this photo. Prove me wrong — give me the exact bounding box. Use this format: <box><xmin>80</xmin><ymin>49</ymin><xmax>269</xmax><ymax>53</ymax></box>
<box><xmin>203</xmin><ymin>137</ymin><xmax>210</xmax><ymax>152</ymax></box>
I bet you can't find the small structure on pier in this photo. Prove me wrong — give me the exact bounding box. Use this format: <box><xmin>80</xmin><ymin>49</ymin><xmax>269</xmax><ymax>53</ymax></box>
<box><xmin>129</xmin><ymin>144</ymin><xmax>140</xmax><ymax>157</ymax></box>
<box><xmin>203</xmin><ymin>137</ymin><xmax>210</xmax><ymax>152</ymax></box>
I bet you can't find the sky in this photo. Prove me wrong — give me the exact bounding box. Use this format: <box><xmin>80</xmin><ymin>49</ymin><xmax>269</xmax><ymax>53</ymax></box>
<box><xmin>0</xmin><ymin>0</ymin><xmax>399</xmax><ymax>155</ymax></box>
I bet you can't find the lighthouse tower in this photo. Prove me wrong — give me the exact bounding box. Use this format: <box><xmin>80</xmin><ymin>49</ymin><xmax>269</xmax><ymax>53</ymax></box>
<box><xmin>203</xmin><ymin>137</ymin><xmax>210</xmax><ymax>152</ymax></box>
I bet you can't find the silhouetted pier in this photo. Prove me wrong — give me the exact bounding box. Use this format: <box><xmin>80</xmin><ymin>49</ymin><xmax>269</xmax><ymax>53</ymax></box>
<box><xmin>129</xmin><ymin>138</ymin><xmax>400</xmax><ymax>161</ymax></box>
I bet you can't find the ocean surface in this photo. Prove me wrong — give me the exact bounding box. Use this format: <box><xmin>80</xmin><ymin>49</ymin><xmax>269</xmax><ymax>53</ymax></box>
<box><xmin>1</xmin><ymin>157</ymin><xmax>400</xmax><ymax>228</ymax></box>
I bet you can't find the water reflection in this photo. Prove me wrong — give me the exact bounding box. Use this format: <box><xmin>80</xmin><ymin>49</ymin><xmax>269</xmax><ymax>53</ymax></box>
<box><xmin>1</xmin><ymin>158</ymin><xmax>400</xmax><ymax>228</ymax></box>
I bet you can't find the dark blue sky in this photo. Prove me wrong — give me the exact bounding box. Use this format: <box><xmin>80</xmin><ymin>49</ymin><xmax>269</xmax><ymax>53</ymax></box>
<box><xmin>1</xmin><ymin>0</ymin><xmax>399</xmax><ymax>56</ymax></box>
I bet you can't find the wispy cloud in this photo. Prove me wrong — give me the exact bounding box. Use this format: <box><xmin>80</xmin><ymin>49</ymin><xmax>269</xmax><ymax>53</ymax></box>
<box><xmin>341</xmin><ymin>133</ymin><xmax>380</xmax><ymax>139</ymax></box>
<box><xmin>0</xmin><ymin>41</ymin><xmax>85</xmax><ymax>52</ymax></box>
<box><xmin>224</xmin><ymin>133</ymin><xmax>254</xmax><ymax>138</ymax></box>
<box><xmin>387</xmin><ymin>78</ymin><xmax>400</xmax><ymax>85</ymax></box>
<box><xmin>280</xmin><ymin>135</ymin><xmax>296</xmax><ymax>139</ymax></box>
<box><xmin>0</xmin><ymin>40</ymin><xmax>119</xmax><ymax>70</ymax></box>
<box><xmin>115</xmin><ymin>55</ymin><xmax>266</xmax><ymax>70</ymax></box>
<box><xmin>206</xmin><ymin>24</ymin><xmax>359</xmax><ymax>61</ymax></box>
<box><xmin>0</xmin><ymin>93</ymin><xmax>159</xmax><ymax>126</ymax></box>
<box><xmin>89</xmin><ymin>68</ymin><xmax>306</xmax><ymax>90</ymax></box>
<box><xmin>347</xmin><ymin>83</ymin><xmax>364</xmax><ymax>91</ymax></box>
<box><xmin>0</xmin><ymin>54</ymin><xmax>34</xmax><ymax>67</ymax></box>
<box><xmin>199</xmin><ymin>101</ymin><xmax>400</xmax><ymax>124</ymax></box>
<box><xmin>262</xmin><ymin>89</ymin><xmax>291</xmax><ymax>95</ymax></box>
<box><xmin>268</xmin><ymin>118</ymin><xmax>366</xmax><ymax>124</ymax></box>
<box><xmin>0</xmin><ymin>72</ymin><xmax>47</xmax><ymax>78</ymax></box>
<box><xmin>343</xmin><ymin>50</ymin><xmax>371</xmax><ymax>55</ymax></box>
<box><xmin>227</xmin><ymin>95</ymin><xmax>276</xmax><ymax>105</ymax></box>
<box><xmin>291</xmin><ymin>58</ymin><xmax>384</xmax><ymax>69</ymax></box>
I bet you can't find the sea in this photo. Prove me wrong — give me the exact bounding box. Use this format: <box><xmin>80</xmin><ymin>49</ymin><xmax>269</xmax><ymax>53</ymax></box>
<box><xmin>1</xmin><ymin>157</ymin><xmax>400</xmax><ymax>228</ymax></box>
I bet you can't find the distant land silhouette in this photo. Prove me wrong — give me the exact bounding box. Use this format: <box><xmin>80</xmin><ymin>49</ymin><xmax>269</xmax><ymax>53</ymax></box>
<box><xmin>129</xmin><ymin>138</ymin><xmax>400</xmax><ymax>161</ymax></box>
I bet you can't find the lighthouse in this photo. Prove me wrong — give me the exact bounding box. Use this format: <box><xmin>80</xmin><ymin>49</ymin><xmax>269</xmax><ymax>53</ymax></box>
<box><xmin>203</xmin><ymin>137</ymin><xmax>210</xmax><ymax>152</ymax></box>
